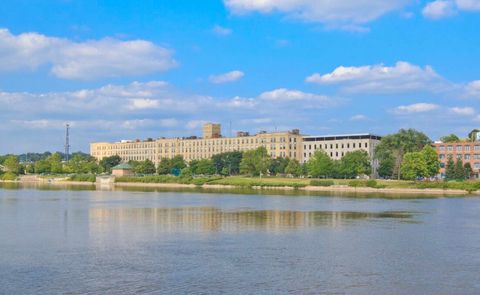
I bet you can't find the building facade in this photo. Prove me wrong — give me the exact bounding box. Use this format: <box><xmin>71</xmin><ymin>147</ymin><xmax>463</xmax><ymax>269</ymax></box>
<box><xmin>433</xmin><ymin>141</ymin><xmax>480</xmax><ymax>178</ymax></box>
<box><xmin>90</xmin><ymin>123</ymin><xmax>381</xmax><ymax>174</ymax></box>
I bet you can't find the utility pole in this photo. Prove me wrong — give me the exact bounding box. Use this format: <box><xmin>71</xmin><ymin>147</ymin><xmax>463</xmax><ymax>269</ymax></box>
<box><xmin>65</xmin><ymin>124</ymin><xmax>70</xmax><ymax>162</ymax></box>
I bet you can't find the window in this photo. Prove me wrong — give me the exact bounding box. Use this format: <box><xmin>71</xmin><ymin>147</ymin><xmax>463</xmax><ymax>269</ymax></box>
<box><xmin>439</xmin><ymin>146</ymin><xmax>445</xmax><ymax>151</ymax></box>
<box><xmin>475</xmin><ymin>163</ymin><xmax>480</xmax><ymax>169</ymax></box>
<box><xmin>447</xmin><ymin>145</ymin><xmax>453</xmax><ymax>152</ymax></box>
<box><xmin>439</xmin><ymin>154</ymin><xmax>445</xmax><ymax>160</ymax></box>
<box><xmin>456</xmin><ymin>145</ymin><xmax>462</xmax><ymax>152</ymax></box>
<box><xmin>353</xmin><ymin>143</ymin><xmax>356</xmax><ymax>148</ymax></box>
<box><xmin>465</xmin><ymin>154</ymin><xmax>471</xmax><ymax>160</ymax></box>
<box><xmin>475</xmin><ymin>154</ymin><xmax>480</xmax><ymax>160</ymax></box>
<box><xmin>475</xmin><ymin>145</ymin><xmax>480</xmax><ymax>151</ymax></box>
<box><xmin>440</xmin><ymin>163</ymin><xmax>445</xmax><ymax>168</ymax></box>
<box><xmin>465</xmin><ymin>145</ymin><xmax>471</xmax><ymax>152</ymax></box>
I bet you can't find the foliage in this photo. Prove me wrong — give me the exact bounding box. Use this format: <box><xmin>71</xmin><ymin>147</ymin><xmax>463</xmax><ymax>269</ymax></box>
<box><xmin>440</xmin><ymin>134</ymin><xmax>461</xmax><ymax>143</ymax></box>
<box><xmin>464</xmin><ymin>163</ymin><xmax>473</xmax><ymax>179</ymax></box>
<box><xmin>310</xmin><ymin>179</ymin><xmax>334</xmax><ymax>186</ymax></box>
<box><xmin>68</xmin><ymin>174</ymin><xmax>96</xmax><ymax>182</ymax></box>
<box><xmin>378</xmin><ymin>156</ymin><xmax>394</xmax><ymax>178</ymax></box>
<box><xmin>306</xmin><ymin>150</ymin><xmax>334</xmax><ymax>178</ymax></box>
<box><xmin>194</xmin><ymin>159</ymin><xmax>216</xmax><ymax>175</ymax></box>
<box><xmin>3</xmin><ymin>155</ymin><xmax>21</xmax><ymax>174</ymax></box>
<box><xmin>34</xmin><ymin>159</ymin><xmax>51</xmax><ymax>174</ymax></box>
<box><xmin>284</xmin><ymin>159</ymin><xmax>304</xmax><ymax>177</ymax></box>
<box><xmin>1</xmin><ymin>172</ymin><xmax>18</xmax><ymax>181</ymax></box>
<box><xmin>454</xmin><ymin>158</ymin><xmax>466</xmax><ymax>180</ymax></box>
<box><xmin>375</xmin><ymin>129</ymin><xmax>431</xmax><ymax>179</ymax></box>
<box><xmin>240</xmin><ymin>147</ymin><xmax>271</xmax><ymax>176</ymax></box>
<box><xmin>171</xmin><ymin>155</ymin><xmax>186</xmax><ymax>170</ymax></box>
<box><xmin>269</xmin><ymin>158</ymin><xmax>290</xmax><ymax>175</ymax></box>
<box><xmin>47</xmin><ymin>153</ymin><xmax>63</xmax><ymax>174</ymax></box>
<box><xmin>421</xmin><ymin>145</ymin><xmax>440</xmax><ymax>178</ymax></box>
<box><xmin>99</xmin><ymin>155</ymin><xmax>121</xmax><ymax>173</ymax></box>
<box><xmin>445</xmin><ymin>155</ymin><xmax>455</xmax><ymax>180</ymax></box>
<box><xmin>64</xmin><ymin>154</ymin><xmax>100</xmax><ymax>174</ymax></box>
<box><xmin>157</xmin><ymin>158</ymin><xmax>171</xmax><ymax>175</ymax></box>
<box><xmin>401</xmin><ymin>152</ymin><xmax>428</xmax><ymax>180</ymax></box>
<box><xmin>211</xmin><ymin>151</ymin><xmax>243</xmax><ymax>175</ymax></box>
<box><xmin>130</xmin><ymin>159</ymin><xmax>156</xmax><ymax>175</ymax></box>
<box><xmin>338</xmin><ymin>150</ymin><xmax>371</xmax><ymax>178</ymax></box>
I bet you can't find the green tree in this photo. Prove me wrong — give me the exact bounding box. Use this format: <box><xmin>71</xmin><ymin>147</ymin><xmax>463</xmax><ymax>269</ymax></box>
<box><xmin>240</xmin><ymin>147</ymin><xmax>271</xmax><ymax>176</ymax></box>
<box><xmin>464</xmin><ymin>162</ymin><xmax>473</xmax><ymax>179</ymax></box>
<box><xmin>133</xmin><ymin>159</ymin><xmax>156</xmax><ymax>175</ymax></box>
<box><xmin>47</xmin><ymin>153</ymin><xmax>63</xmax><ymax>174</ymax></box>
<box><xmin>195</xmin><ymin>159</ymin><xmax>215</xmax><ymax>175</ymax></box>
<box><xmin>65</xmin><ymin>154</ymin><xmax>100</xmax><ymax>174</ymax></box>
<box><xmin>34</xmin><ymin>159</ymin><xmax>51</xmax><ymax>174</ymax></box>
<box><xmin>269</xmin><ymin>158</ymin><xmax>290</xmax><ymax>175</ymax></box>
<box><xmin>211</xmin><ymin>151</ymin><xmax>243</xmax><ymax>175</ymax></box>
<box><xmin>3</xmin><ymin>155</ymin><xmax>20</xmax><ymax>174</ymax></box>
<box><xmin>421</xmin><ymin>145</ymin><xmax>440</xmax><ymax>178</ymax></box>
<box><xmin>440</xmin><ymin>134</ymin><xmax>460</xmax><ymax>143</ymax></box>
<box><xmin>378</xmin><ymin>156</ymin><xmax>394</xmax><ymax>179</ymax></box>
<box><xmin>285</xmin><ymin>159</ymin><xmax>304</xmax><ymax>177</ymax></box>
<box><xmin>99</xmin><ymin>155</ymin><xmax>121</xmax><ymax>173</ymax></box>
<box><xmin>339</xmin><ymin>150</ymin><xmax>371</xmax><ymax>178</ymax></box>
<box><xmin>375</xmin><ymin>129</ymin><xmax>431</xmax><ymax>179</ymax></box>
<box><xmin>307</xmin><ymin>150</ymin><xmax>334</xmax><ymax>178</ymax></box>
<box><xmin>157</xmin><ymin>158</ymin><xmax>171</xmax><ymax>175</ymax></box>
<box><xmin>401</xmin><ymin>152</ymin><xmax>427</xmax><ymax>180</ymax></box>
<box><xmin>171</xmin><ymin>155</ymin><xmax>186</xmax><ymax>170</ymax></box>
<box><xmin>454</xmin><ymin>158</ymin><xmax>466</xmax><ymax>180</ymax></box>
<box><xmin>445</xmin><ymin>154</ymin><xmax>455</xmax><ymax>180</ymax></box>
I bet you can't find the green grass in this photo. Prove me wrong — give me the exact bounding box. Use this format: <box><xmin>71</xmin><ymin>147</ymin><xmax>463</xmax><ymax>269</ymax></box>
<box><xmin>115</xmin><ymin>175</ymin><xmax>222</xmax><ymax>186</ymax></box>
<box><xmin>208</xmin><ymin>176</ymin><xmax>309</xmax><ymax>188</ymax></box>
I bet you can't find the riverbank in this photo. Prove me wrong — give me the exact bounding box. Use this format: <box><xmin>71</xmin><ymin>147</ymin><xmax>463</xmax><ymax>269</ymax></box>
<box><xmin>2</xmin><ymin>175</ymin><xmax>478</xmax><ymax>196</ymax></box>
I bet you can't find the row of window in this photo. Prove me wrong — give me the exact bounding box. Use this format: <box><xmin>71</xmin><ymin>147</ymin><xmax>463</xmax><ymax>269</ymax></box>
<box><xmin>440</xmin><ymin>162</ymin><xmax>480</xmax><ymax>169</ymax></box>
<box><xmin>438</xmin><ymin>145</ymin><xmax>480</xmax><ymax>152</ymax></box>
<box><xmin>439</xmin><ymin>154</ymin><xmax>480</xmax><ymax>160</ymax></box>
<box><xmin>304</xmin><ymin>142</ymin><xmax>368</xmax><ymax>150</ymax></box>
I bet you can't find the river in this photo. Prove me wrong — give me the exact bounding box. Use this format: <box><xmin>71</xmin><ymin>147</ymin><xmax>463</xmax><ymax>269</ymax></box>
<box><xmin>1</xmin><ymin>183</ymin><xmax>480</xmax><ymax>294</ymax></box>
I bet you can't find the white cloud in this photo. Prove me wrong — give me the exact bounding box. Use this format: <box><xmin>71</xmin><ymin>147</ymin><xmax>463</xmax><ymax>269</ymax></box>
<box><xmin>128</xmin><ymin>98</ymin><xmax>161</xmax><ymax>110</ymax></box>
<box><xmin>456</xmin><ymin>0</ymin><xmax>480</xmax><ymax>10</ymax></box>
<box><xmin>0</xmin><ymin>28</ymin><xmax>176</xmax><ymax>80</ymax></box>
<box><xmin>212</xmin><ymin>25</ymin><xmax>233</xmax><ymax>36</ymax></box>
<box><xmin>259</xmin><ymin>88</ymin><xmax>330</xmax><ymax>103</ymax></box>
<box><xmin>350</xmin><ymin>114</ymin><xmax>369</xmax><ymax>121</ymax></box>
<box><xmin>465</xmin><ymin>80</ymin><xmax>480</xmax><ymax>98</ymax></box>
<box><xmin>393</xmin><ymin>103</ymin><xmax>439</xmax><ymax>114</ymax></box>
<box><xmin>224</xmin><ymin>0</ymin><xmax>411</xmax><ymax>26</ymax></box>
<box><xmin>422</xmin><ymin>0</ymin><xmax>457</xmax><ymax>19</ymax></box>
<box><xmin>209</xmin><ymin>70</ymin><xmax>244</xmax><ymax>84</ymax></box>
<box><xmin>306</xmin><ymin>61</ymin><xmax>447</xmax><ymax>94</ymax></box>
<box><xmin>450</xmin><ymin>107</ymin><xmax>475</xmax><ymax>115</ymax></box>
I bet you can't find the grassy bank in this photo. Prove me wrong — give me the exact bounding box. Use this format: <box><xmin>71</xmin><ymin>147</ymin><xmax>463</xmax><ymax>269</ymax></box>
<box><xmin>114</xmin><ymin>176</ymin><xmax>480</xmax><ymax>192</ymax></box>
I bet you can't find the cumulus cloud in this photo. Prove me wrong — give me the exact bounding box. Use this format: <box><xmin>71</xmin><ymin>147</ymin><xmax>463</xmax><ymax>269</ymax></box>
<box><xmin>0</xmin><ymin>28</ymin><xmax>176</xmax><ymax>80</ymax></box>
<box><xmin>422</xmin><ymin>0</ymin><xmax>480</xmax><ymax>19</ymax></box>
<box><xmin>465</xmin><ymin>80</ymin><xmax>480</xmax><ymax>98</ymax></box>
<box><xmin>224</xmin><ymin>0</ymin><xmax>411</xmax><ymax>27</ymax></box>
<box><xmin>212</xmin><ymin>25</ymin><xmax>233</xmax><ymax>36</ymax></box>
<box><xmin>422</xmin><ymin>0</ymin><xmax>457</xmax><ymax>19</ymax></box>
<box><xmin>209</xmin><ymin>70</ymin><xmax>244</xmax><ymax>84</ymax></box>
<box><xmin>392</xmin><ymin>103</ymin><xmax>439</xmax><ymax>114</ymax></box>
<box><xmin>306</xmin><ymin>61</ymin><xmax>448</xmax><ymax>94</ymax></box>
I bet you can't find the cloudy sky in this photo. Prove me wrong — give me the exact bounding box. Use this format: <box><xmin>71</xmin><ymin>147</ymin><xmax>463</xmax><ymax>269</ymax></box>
<box><xmin>1</xmin><ymin>0</ymin><xmax>479</xmax><ymax>154</ymax></box>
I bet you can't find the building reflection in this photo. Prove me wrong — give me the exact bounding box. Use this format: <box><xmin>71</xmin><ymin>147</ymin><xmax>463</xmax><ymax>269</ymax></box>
<box><xmin>89</xmin><ymin>207</ymin><xmax>412</xmax><ymax>233</ymax></box>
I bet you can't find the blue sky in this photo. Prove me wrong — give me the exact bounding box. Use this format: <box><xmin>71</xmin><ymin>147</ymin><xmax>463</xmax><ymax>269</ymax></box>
<box><xmin>1</xmin><ymin>0</ymin><xmax>480</xmax><ymax>153</ymax></box>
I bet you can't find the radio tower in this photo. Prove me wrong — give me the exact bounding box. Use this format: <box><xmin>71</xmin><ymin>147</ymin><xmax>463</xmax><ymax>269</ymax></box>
<box><xmin>65</xmin><ymin>124</ymin><xmax>71</xmax><ymax>161</ymax></box>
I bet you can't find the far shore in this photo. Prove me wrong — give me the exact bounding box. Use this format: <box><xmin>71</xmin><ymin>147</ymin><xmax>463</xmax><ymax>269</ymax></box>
<box><xmin>1</xmin><ymin>175</ymin><xmax>477</xmax><ymax>196</ymax></box>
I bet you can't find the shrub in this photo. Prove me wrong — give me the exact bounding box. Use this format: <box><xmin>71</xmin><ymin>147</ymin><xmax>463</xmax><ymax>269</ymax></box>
<box><xmin>69</xmin><ymin>174</ymin><xmax>96</xmax><ymax>182</ymax></box>
<box><xmin>310</xmin><ymin>180</ymin><xmax>334</xmax><ymax>187</ymax></box>
<box><xmin>1</xmin><ymin>172</ymin><xmax>18</xmax><ymax>181</ymax></box>
<box><xmin>348</xmin><ymin>180</ymin><xmax>362</xmax><ymax>187</ymax></box>
<box><xmin>366</xmin><ymin>180</ymin><xmax>378</xmax><ymax>188</ymax></box>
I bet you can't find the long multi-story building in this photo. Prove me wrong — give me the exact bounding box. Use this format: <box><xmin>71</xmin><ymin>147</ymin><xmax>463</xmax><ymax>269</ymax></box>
<box><xmin>90</xmin><ymin>123</ymin><xmax>382</xmax><ymax>174</ymax></box>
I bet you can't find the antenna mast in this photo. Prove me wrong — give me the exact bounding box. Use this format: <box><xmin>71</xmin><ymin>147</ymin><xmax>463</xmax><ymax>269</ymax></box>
<box><xmin>65</xmin><ymin>124</ymin><xmax>70</xmax><ymax>161</ymax></box>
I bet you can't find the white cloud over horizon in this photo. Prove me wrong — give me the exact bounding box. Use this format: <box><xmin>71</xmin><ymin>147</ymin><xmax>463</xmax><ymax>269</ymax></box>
<box><xmin>0</xmin><ymin>28</ymin><xmax>177</xmax><ymax>80</ymax></box>
<box><xmin>209</xmin><ymin>70</ymin><xmax>244</xmax><ymax>84</ymax></box>
<box><xmin>224</xmin><ymin>0</ymin><xmax>411</xmax><ymax>27</ymax></box>
<box><xmin>422</xmin><ymin>0</ymin><xmax>480</xmax><ymax>19</ymax></box>
<box><xmin>392</xmin><ymin>103</ymin><xmax>439</xmax><ymax>114</ymax></box>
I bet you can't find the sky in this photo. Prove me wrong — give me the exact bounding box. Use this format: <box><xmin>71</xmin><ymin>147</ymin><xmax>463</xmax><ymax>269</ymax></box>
<box><xmin>1</xmin><ymin>0</ymin><xmax>480</xmax><ymax>154</ymax></box>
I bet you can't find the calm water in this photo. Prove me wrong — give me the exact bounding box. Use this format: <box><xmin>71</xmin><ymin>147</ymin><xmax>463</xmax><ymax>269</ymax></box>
<box><xmin>1</xmin><ymin>184</ymin><xmax>480</xmax><ymax>294</ymax></box>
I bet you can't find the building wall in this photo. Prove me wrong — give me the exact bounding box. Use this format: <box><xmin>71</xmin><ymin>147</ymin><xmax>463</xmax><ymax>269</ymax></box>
<box><xmin>434</xmin><ymin>142</ymin><xmax>480</xmax><ymax>178</ymax></box>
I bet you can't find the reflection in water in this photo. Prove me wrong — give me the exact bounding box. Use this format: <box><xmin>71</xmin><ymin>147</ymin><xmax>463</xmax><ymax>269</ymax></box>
<box><xmin>89</xmin><ymin>207</ymin><xmax>414</xmax><ymax>233</ymax></box>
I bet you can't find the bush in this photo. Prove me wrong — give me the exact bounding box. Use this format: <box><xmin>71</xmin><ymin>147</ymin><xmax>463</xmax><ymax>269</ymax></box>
<box><xmin>1</xmin><ymin>172</ymin><xmax>18</xmax><ymax>181</ymax></box>
<box><xmin>69</xmin><ymin>174</ymin><xmax>96</xmax><ymax>182</ymax></box>
<box><xmin>366</xmin><ymin>180</ymin><xmax>378</xmax><ymax>188</ymax></box>
<box><xmin>348</xmin><ymin>180</ymin><xmax>362</xmax><ymax>187</ymax></box>
<box><xmin>310</xmin><ymin>180</ymin><xmax>335</xmax><ymax>187</ymax></box>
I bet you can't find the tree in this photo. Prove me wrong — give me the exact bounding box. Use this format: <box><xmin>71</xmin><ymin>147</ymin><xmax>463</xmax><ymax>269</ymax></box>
<box><xmin>157</xmin><ymin>158</ymin><xmax>171</xmax><ymax>175</ymax></box>
<box><xmin>99</xmin><ymin>155</ymin><xmax>121</xmax><ymax>173</ymax></box>
<box><xmin>440</xmin><ymin>134</ymin><xmax>460</xmax><ymax>143</ymax></box>
<box><xmin>375</xmin><ymin>129</ymin><xmax>431</xmax><ymax>180</ymax></box>
<box><xmin>339</xmin><ymin>150</ymin><xmax>371</xmax><ymax>178</ymax></box>
<box><xmin>195</xmin><ymin>159</ymin><xmax>215</xmax><ymax>175</ymax></box>
<box><xmin>133</xmin><ymin>159</ymin><xmax>156</xmax><ymax>175</ymax></box>
<box><xmin>240</xmin><ymin>147</ymin><xmax>271</xmax><ymax>176</ymax></box>
<box><xmin>464</xmin><ymin>162</ymin><xmax>473</xmax><ymax>180</ymax></box>
<box><xmin>307</xmin><ymin>150</ymin><xmax>334</xmax><ymax>178</ymax></box>
<box><xmin>285</xmin><ymin>159</ymin><xmax>304</xmax><ymax>177</ymax></box>
<box><xmin>454</xmin><ymin>158</ymin><xmax>466</xmax><ymax>180</ymax></box>
<box><xmin>212</xmin><ymin>151</ymin><xmax>243</xmax><ymax>175</ymax></box>
<box><xmin>401</xmin><ymin>152</ymin><xmax>427</xmax><ymax>180</ymax></box>
<box><xmin>445</xmin><ymin>155</ymin><xmax>455</xmax><ymax>180</ymax></box>
<box><xmin>3</xmin><ymin>155</ymin><xmax>20</xmax><ymax>174</ymax></box>
<box><xmin>378</xmin><ymin>156</ymin><xmax>394</xmax><ymax>179</ymax></box>
<box><xmin>171</xmin><ymin>155</ymin><xmax>186</xmax><ymax>170</ymax></box>
<box><xmin>47</xmin><ymin>153</ymin><xmax>63</xmax><ymax>174</ymax></box>
<box><xmin>269</xmin><ymin>158</ymin><xmax>290</xmax><ymax>175</ymax></box>
<box><xmin>35</xmin><ymin>159</ymin><xmax>51</xmax><ymax>174</ymax></box>
<box><xmin>421</xmin><ymin>145</ymin><xmax>440</xmax><ymax>178</ymax></box>
<box><xmin>65</xmin><ymin>154</ymin><xmax>100</xmax><ymax>174</ymax></box>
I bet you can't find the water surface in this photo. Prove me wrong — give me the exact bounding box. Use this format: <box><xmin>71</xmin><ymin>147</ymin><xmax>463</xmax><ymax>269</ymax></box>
<box><xmin>1</xmin><ymin>184</ymin><xmax>480</xmax><ymax>294</ymax></box>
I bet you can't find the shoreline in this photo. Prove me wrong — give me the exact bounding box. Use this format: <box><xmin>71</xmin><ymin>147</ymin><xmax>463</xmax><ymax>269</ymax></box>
<box><xmin>2</xmin><ymin>178</ymin><xmax>477</xmax><ymax>196</ymax></box>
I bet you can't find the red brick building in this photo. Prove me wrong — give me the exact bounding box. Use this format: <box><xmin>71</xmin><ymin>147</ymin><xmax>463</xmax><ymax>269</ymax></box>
<box><xmin>433</xmin><ymin>141</ymin><xmax>480</xmax><ymax>178</ymax></box>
